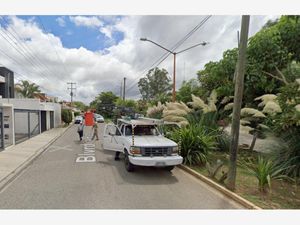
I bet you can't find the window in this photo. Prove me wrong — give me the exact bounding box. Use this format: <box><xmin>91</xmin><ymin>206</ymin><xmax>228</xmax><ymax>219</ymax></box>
<box><xmin>133</xmin><ymin>125</ymin><xmax>160</xmax><ymax>136</ymax></box>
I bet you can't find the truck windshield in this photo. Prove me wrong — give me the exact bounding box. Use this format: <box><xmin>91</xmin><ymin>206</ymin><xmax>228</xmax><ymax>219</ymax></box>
<box><xmin>125</xmin><ymin>125</ymin><xmax>160</xmax><ymax>136</ymax></box>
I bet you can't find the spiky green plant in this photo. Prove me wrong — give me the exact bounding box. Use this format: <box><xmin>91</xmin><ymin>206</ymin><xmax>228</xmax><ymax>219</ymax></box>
<box><xmin>171</xmin><ymin>124</ymin><xmax>217</xmax><ymax>165</ymax></box>
<box><xmin>240</xmin><ymin>156</ymin><xmax>290</xmax><ymax>192</ymax></box>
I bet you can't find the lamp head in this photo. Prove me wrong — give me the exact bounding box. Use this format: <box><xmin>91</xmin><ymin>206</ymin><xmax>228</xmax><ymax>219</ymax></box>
<box><xmin>140</xmin><ymin>37</ymin><xmax>147</xmax><ymax>41</ymax></box>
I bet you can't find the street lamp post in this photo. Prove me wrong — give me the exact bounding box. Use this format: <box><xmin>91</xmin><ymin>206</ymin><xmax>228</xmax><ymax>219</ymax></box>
<box><xmin>140</xmin><ymin>38</ymin><xmax>208</xmax><ymax>102</ymax></box>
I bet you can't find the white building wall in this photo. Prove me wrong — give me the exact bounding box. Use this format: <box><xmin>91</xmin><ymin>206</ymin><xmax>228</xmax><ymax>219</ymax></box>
<box><xmin>46</xmin><ymin>111</ymin><xmax>50</xmax><ymax>130</ymax></box>
<box><xmin>0</xmin><ymin>98</ymin><xmax>62</xmax><ymax>128</ymax></box>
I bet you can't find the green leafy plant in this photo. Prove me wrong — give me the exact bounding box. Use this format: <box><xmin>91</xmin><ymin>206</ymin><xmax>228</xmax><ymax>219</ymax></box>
<box><xmin>271</xmin><ymin>128</ymin><xmax>300</xmax><ymax>178</ymax></box>
<box><xmin>240</xmin><ymin>155</ymin><xmax>290</xmax><ymax>192</ymax></box>
<box><xmin>171</xmin><ymin>124</ymin><xmax>217</xmax><ymax>165</ymax></box>
<box><xmin>61</xmin><ymin>109</ymin><xmax>72</xmax><ymax>125</ymax></box>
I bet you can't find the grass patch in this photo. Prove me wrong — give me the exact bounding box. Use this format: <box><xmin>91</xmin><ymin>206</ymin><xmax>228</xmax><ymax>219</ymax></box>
<box><xmin>189</xmin><ymin>150</ymin><xmax>300</xmax><ymax>209</ymax></box>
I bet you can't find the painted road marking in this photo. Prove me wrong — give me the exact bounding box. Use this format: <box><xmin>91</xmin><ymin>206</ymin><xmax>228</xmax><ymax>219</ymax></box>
<box><xmin>76</xmin><ymin>143</ymin><xmax>96</xmax><ymax>163</ymax></box>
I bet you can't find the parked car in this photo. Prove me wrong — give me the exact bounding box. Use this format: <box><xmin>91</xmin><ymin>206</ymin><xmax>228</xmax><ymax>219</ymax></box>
<box><xmin>94</xmin><ymin>114</ymin><xmax>104</xmax><ymax>123</ymax></box>
<box><xmin>74</xmin><ymin>116</ymin><xmax>83</xmax><ymax>124</ymax></box>
<box><xmin>103</xmin><ymin>117</ymin><xmax>183</xmax><ymax>172</ymax></box>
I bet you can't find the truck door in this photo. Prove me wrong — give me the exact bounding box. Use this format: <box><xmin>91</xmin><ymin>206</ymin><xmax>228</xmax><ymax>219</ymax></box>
<box><xmin>103</xmin><ymin>124</ymin><xmax>123</xmax><ymax>152</ymax></box>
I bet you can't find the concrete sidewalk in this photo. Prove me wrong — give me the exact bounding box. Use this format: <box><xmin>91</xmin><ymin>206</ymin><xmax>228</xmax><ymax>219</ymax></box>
<box><xmin>0</xmin><ymin>125</ymin><xmax>71</xmax><ymax>190</ymax></box>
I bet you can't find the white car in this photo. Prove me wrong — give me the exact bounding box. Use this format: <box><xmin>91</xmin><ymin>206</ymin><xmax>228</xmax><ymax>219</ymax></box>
<box><xmin>74</xmin><ymin>116</ymin><xmax>83</xmax><ymax>124</ymax></box>
<box><xmin>94</xmin><ymin>114</ymin><xmax>104</xmax><ymax>123</ymax></box>
<box><xmin>103</xmin><ymin>117</ymin><xmax>183</xmax><ymax>172</ymax></box>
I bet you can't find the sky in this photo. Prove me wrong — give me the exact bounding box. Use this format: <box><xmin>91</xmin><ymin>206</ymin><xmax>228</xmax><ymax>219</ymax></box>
<box><xmin>0</xmin><ymin>15</ymin><xmax>279</xmax><ymax>104</ymax></box>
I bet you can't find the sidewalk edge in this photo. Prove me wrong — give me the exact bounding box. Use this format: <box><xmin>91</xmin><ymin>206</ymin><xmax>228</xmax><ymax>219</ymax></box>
<box><xmin>0</xmin><ymin>124</ymin><xmax>73</xmax><ymax>191</ymax></box>
<box><xmin>178</xmin><ymin>164</ymin><xmax>261</xmax><ymax>209</ymax></box>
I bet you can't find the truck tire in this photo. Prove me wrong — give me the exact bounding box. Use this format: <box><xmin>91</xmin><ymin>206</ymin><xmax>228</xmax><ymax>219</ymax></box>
<box><xmin>164</xmin><ymin>166</ymin><xmax>175</xmax><ymax>172</ymax></box>
<box><xmin>124</xmin><ymin>151</ymin><xmax>134</xmax><ymax>172</ymax></box>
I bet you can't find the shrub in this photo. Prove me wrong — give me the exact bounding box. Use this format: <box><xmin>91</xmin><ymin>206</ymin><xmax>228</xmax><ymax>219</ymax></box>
<box><xmin>271</xmin><ymin>128</ymin><xmax>300</xmax><ymax>178</ymax></box>
<box><xmin>240</xmin><ymin>155</ymin><xmax>290</xmax><ymax>192</ymax></box>
<box><xmin>171</xmin><ymin>124</ymin><xmax>217</xmax><ymax>165</ymax></box>
<box><xmin>62</xmin><ymin>109</ymin><xmax>72</xmax><ymax>125</ymax></box>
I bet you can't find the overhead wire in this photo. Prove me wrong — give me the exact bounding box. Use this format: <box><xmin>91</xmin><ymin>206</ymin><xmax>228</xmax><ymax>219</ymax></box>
<box><xmin>125</xmin><ymin>15</ymin><xmax>212</xmax><ymax>95</ymax></box>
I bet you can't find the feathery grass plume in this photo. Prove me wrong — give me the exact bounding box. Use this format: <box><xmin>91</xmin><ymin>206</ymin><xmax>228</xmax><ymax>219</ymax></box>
<box><xmin>255</xmin><ymin>94</ymin><xmax>282</xmax><ymax>115</ymax></box>
<box><xmin>262</xmin><ymin>101</ymin><xmax>282</xmax><ymax>115</ymax></box>
<box><xmin>188</xmin><ymin>90</ymin><xmax>218</xmax><ymax>113</ymax></box>
<box><xmin>146</xmin><ymin>101</ymin><xmax>165</xmax><ymax>118</ymax></box>
<box><xmin>240</xmin><ymin>119</ymin><xmax>251</xmax><ymax>125</ymax></box>
<box><xmin>255</xmin><ymin>94</ymin><xmax>278</xmax><ymax>107</ymax></box>
<box><xmin>178</xmin><ymin>120</ymin><xmax>189</xmax><ymax>127</ymax></box>
<box><xmin>163</xmin><ymin>109</ymin><xmax>188</xmax><ymax>117</ymax></box>
<box><xmin>165</xmin><ymin>102</ymin><xmax>191</xmax><ymax>113</ymax></box>
<box><xmin>295</xmin><ymin>104</ymin><xmax>300</xmax><ymax>112</ymax></box>
<box><xmin>224</xmin><ymin>102</ymin><xmax>234</xmax><ymax>111</ymax></box>
<box><xmin>241</xmin><ymin>108</ymin><xmax>266</xmax><ymax>118</ymax></box>
<box><xmin>162</xmin><ymin>102</ymin><xmax>190</xmax><ymax>126</ymax></box>
<box><xmin>296</xmin><ymin>78</ymin><xmax>300</xmax><ymax>91</ymax></box>
<box><xmin>207</xmin><ymin>90</ymin><xmax>218</xmax><ymax>105</ymax></box>
<box><xmin>163</xmin><ymin>115</ymin><xmax>188</xmax><ymax>123</ymax></box>
<box><xmin>220</xmin><ymin>96</ymin><xmax>234</xmax><ymax>104</ymax></box>
<box><xmin>257</xmin><ymin>124</ymin><xmax>270</xmax><ymax>130</ymax></box>
<box><xmin>188</xmin><ymin>94</ymin><xmax>212</xmax><ymax>113</ymax></box>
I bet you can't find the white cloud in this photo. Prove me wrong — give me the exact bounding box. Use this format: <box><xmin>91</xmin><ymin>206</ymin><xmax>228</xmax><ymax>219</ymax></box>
<box><xmin>56</xmin><ymin>16</ymin><xmax>66</xmax><ymax>27</ymax></box>
<box><xmin>0</xmin><ymin>15</ymin><xmax>279</xmax><ymax>104</ymax></box>
<box><xmin>69</xmin><ymin>16</ymin><xmax>103</xmax><ymax>28</ymax></box>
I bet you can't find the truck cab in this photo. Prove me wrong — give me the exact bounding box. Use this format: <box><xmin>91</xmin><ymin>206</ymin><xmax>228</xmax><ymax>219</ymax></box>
<box><xmin>103</xmin><ymin>117</ymin><xmax>183</xmax><ymax>172</ymax></box>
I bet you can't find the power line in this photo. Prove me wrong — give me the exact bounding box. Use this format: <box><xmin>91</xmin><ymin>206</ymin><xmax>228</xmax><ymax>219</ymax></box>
<box><xmin>126</xmin><ymin>15</ymin><xmax>212</xmax><ymax>94</ymax></box>
<box><xmin>0</xmin><ymin>28</ymin><xmax>55</xmax><ymax>84</ymax></box>
<box><xmin>0</xmin><ymin>16</ymin><xmax>61</xmax><ymax>79</ymax></box>
<box><xmin>37</xmin><ymin>16</ymin><xmax>70</xmax><ymax>77</ymax></box>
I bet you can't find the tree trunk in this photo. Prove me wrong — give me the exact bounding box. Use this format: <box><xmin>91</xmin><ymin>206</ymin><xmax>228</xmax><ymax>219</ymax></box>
<box><xmin>227</xmin><ymin>15</ymin><xmax>250</xmax><ymax>191</ymax></box>
<box><xmin>249</xmin><ymin>131</ymin><xmax>258</xmax><ymax>151</ymax></box>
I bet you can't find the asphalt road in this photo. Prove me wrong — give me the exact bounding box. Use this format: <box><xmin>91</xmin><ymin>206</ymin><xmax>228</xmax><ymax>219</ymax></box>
<box><xmin>0</xmin><ymin>124</ymin><xmax>243</xmax><ymax>209</ymax></box>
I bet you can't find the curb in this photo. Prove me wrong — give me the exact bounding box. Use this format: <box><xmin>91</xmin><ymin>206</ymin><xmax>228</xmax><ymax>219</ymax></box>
<box><xmin>178</xmin><ymin>164</ymin><xmax>261</xmax><ymax>209</ymax></box>
<box><xmin>0</xmin><ymin>124</ymin><xmax>73</xmax><ymax>191</ymax></box>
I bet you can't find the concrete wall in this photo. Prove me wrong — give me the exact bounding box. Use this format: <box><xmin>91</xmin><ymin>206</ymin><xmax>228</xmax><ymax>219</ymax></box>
<box><xmin>0</xmin><ymin>98</ymin><xmax>62</xmax><ymax>128</ymax></box>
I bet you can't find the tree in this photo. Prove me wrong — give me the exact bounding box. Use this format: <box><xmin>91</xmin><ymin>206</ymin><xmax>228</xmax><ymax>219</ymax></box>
<box><xmin>177</xmin><ymin>78</ymin><xmax>202</xmax><ymax>103</ymax></box>
<box><xmin>138</xmin><ymin>67</ymin><xmax>172</xmax><ymax>101</ymax></box>
<box><xmin>196</xmin><ymin>16</ymin><xmax>300</xmax><ymax>108</ymax></box>
<box><xmin>91</xmin><ymin>91</ymin><xmax>118</xmax><ymax>118</ymax></box>
<box><xmin>73</xmin><ymin>101</ymin><xmax>88</xmax><ymax>111</ymax></box>
<box><xmin>15</xmin><ymin>80</ymin><xmax>41</xmax><ymax>98</ymax></box>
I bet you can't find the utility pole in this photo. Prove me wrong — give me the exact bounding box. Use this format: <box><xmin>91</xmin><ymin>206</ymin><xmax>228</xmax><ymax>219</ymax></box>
<box><xmin>227</xmin><ymin>15</ymin><xmax>250</xmax><ymax>191</ymax></box>
<box><xmin>140</xmin><ymin>38</ymin><xmax>208</xmax><ymax>102</ymax></box>
<box><xmin>120</xmin><ymin>81</ymin><xmax>123</xmax><ymax>99</ymax></box>
<box><xmin>123</xmin><ymin>77</ymin><xmax>126</xmax><ymax>101</ymax></box>
<box><xmin>67</xmin><ymin>82</ymin><xmax>76</xmax><ymax>106</ymax></box>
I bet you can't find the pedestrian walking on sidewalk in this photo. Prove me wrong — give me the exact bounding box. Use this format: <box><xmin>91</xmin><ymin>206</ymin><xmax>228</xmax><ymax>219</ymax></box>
<box><xmin>91</xmin><ymin>120</ymin><xmax>99</xmax><ymax>141</ymax></box>
<box><xmin>77</xmin><ymin>121</ymin><xmax>84</xmax><ymax>141</ymax></box>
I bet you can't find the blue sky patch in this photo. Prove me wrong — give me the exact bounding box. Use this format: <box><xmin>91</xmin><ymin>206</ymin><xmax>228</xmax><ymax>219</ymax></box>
<box><xmin>16</xmin><ymin>15</ymin><xmax>124</xmax><ymax>52</ymax></box>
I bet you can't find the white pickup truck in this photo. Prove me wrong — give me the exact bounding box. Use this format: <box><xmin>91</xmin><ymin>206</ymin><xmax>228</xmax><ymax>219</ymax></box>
<box><xmin>103</xmin><ymin>117</ymin><xmax>183</xmax><ymax>172</ymax></box>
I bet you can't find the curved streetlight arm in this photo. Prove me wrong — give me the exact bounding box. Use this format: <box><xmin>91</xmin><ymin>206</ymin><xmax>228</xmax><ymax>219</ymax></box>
<box><xmin>176</xmin><ymin>42</ymin><xmax>208</xmax><ymax>54</ymax></box>
<box><xmin>140</xmin><ymin>38</ymin><xmax>174</xmax><ymax>54</ymax></box>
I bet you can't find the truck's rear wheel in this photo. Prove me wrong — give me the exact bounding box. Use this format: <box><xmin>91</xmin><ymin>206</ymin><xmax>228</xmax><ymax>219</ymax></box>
<box><xmin>124</xmin><ymin>151</ymin><xmax>134</xmax><ymax>172</ymax></box>
<box><xmin>164</xmin><ymin>166</ymin><xmax>175</xmax><ymax>172</ymax></box>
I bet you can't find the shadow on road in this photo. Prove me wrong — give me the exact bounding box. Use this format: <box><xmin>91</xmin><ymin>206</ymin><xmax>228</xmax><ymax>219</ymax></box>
<box><xmin>98</xmin><ymin>150</ymin><xmax>179</xmax><ymax>185</ymax></box>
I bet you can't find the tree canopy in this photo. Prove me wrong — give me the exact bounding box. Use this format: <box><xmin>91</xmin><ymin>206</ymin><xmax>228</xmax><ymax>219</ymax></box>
<box><xmin>196</xmin><ymin>15</ymin><xmax>300</xmax><ymax>106</ymax></box>
<box><xmin>138</xmin><ymin>67</ymin><xmax>172</xmax><ymax>101</ymax></box>
<box><xmin>15</xmin><ymin>80</ymin><xmax>41</xmax><ymax>98</ymax></box>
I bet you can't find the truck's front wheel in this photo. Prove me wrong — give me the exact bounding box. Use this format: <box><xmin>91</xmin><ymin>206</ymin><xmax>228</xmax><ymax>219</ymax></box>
<box><xmin>164</xmin><ymin>166</ymin><xmax>175</xmax><ymax>172</ymax></box>
<box><xmin>124</xmin><ymin>151</ymin><xmax>134</xmax><ymax>172</ymax></box>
